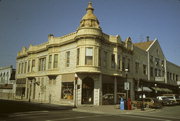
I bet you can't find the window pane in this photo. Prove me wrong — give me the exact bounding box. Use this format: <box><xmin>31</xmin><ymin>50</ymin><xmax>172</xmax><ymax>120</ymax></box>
<box><xmin>54</xmin><ymin>54</ymin><xmax>58</xmax><ymax>68</ymax></box>
<box><xmin>86</xmin><ymin>47</ymin><xmax>93</xmax><ymax>56</ymax></box>
<box><xmin>48</xmin><ymin>55</ymin><xmax>52</xmax><ymax>69</ymax></box>
<box><xmin>85</xmin><ymin>56</ymin><xmax>93</xmax><ymax>65</ymax></box>
<box><xmin>111</xmin><ymin>54</ymin><xmax>115</xmax><ymax>68</ymax></box>
<box><xmin>39</xmin><ymin>57</ymin><xmax>46</xmax><ymax>71</ymax></box>
<box><xmin>61</xmin><ymin>82</ymin><xmax>74</xmax><ymax>100</ymax></box>
<box><xmin>103</xmin><ymin>51</ymin><xmax>107</xmax><ymax>67</ymax></box>
<box><xmin>77</xmin><ymin>48</ymin><xmax>80</xmax><ymax>65</ymax></box>
<box><xmin>85</xmin><ymin>47</ymin><xmax>93</xmax><ymax>65</ymax></box>
<box><xmin>66</xmin><ymin>51</ymin><xmax>70</xmax><ymax>67</ymax></box>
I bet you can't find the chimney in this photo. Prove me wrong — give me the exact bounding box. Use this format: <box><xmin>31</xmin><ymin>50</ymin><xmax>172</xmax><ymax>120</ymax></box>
<box><xmin>146</xmin><ymin>36</ymin><xmax>150</xmax><ymax>41</ymax></box>
<box><xmin>48</xmin><ymin>34</ymin><xmax>54</xmax><ymax>41</ymax></box>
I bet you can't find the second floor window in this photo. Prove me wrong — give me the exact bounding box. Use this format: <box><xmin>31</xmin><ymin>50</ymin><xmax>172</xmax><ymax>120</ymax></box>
<box><xmin>150</xmin><ymin>67</ymin><xmax>153</xmax><ymax>77</ymax></box>
<box><xmin>53</xmin><ymin>54</ymin><xmax>58</xmax><ymax>68</ymax></box>
<box><xmin>118</xmin><ymin>55</ymin><xmax>121</xmax><ymax>70</ymax></box>
<box><xmin>99</xmin><ymin>49</ymin><xmax>101</xmax><ymax>66</ymax></box>
<box><xmin>143</xmin><ymin>64</ymin><xmax>147</xmax><ymax>75</ymax></box>
<box><xmin>32</xmin><ymin>60</ymin><xmax>35</xmax><ymax>72</ymax></box>
<box><xmin>155</xmin><ymin>68</ymin><xmax>158</xmax><ymax>76</ymax></box>
<box><xmin>176</xmin><ymin>75</ymin><xmax>178</xmax><ymax>81</ymax></box>
<box><xmin>24</xmin><ymin>62</ymin><xmax>27</xmax><ymax>73</ymax></box>
<box><xmin>127</xmin><ymin>58</ymin><xmax>130</xmax><ymax>72</ymax></box>
<box><xmin>28</xmin><ymin>60</ymin><xmax>30</xmax><ymax>72</ymax></box>
<box><xmin>167</xmin><ymin>72</ymin><xmax>169</xmax><ymax>80</ymax></box>
<box><xmin>111</xmin><ymin>54</ymin><xmax>115</xmax><ymax>68</ymax></box>
<box><xmin>77</xmin><ymin>48</ymin><xmax>80</xmax><ymax>65</ymax></box>
<box><xmin>18</xmin><ymin>63</ymin><xmax>21</xmax><ymax>74</ymax></box>
<box><xmin>135</xmin><ymin>62</ymin><xmax>139</xmax><ymax>73</ymax></box>
<box><xmin>48</xmin><ymin>55</ymin><xmax>52</xmax><ymax>69</ymax></box>
<box><xmin>122</xmin><ymin>57</ymin><xmax>125</xmax><ymax>71</ymax></box>
<box><xmin>66</xmin><ymin>51</ymin><xmax>70</xmax><ymax>67</ymax></box>
<box><xmin>39</xmin><ymin>57</ymin><xmax>46</xmax><ymax>71</ymax></box>
<box><xmin>150</xmin><ymin>55</ymin><xmax>153</xmax><ymax>63</ymax></box>
<box><xmin>103</xmin><ymin>51</ymin><xmax>107</xmax><ymax>67</ymax></box>
<box><xmin>85</xmin><ymin>47</ymin><xmax>93</xmax><ymax>65</ymax></box>
<box><xmin>155</xmin><ymin>58</ymin><xmax>159</xmax><ymax>66</ymax></box>
<box><xmin>21</xmin><ymin>63</ymin><xmax>24</xmax><ymax>74</ymax></box>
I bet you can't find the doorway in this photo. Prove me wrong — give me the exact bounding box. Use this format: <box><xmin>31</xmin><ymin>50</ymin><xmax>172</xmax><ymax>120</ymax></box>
<box><xmin>82</xmin><ymin>77</ymin><xmax>94</xmax><ymax>104</ymax></box>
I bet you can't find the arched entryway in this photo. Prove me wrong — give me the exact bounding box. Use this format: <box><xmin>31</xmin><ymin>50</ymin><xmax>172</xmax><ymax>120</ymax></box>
<box><xmin>82</xmin><ymin>77</ymin><xmax>94</xmax><ymax>104</ymax></box>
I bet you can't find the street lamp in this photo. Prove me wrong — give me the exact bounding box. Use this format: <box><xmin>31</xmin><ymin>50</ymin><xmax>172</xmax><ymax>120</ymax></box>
<box><xmin>74</xmin><ymin>73</ymin><xmax>78</xmax><ymax>108</ymax></box>
<box><xmin>125</xmin><ymin>68</ymin><xmax>129</xmax><ymax>110</ymax></box>
<box><xmin>155</xmin><ymin>83</ymin><xmax>157</xmax><ymax>97</ymax></box>
<box><xmin>141</xmin><ymin>81</ymin><xmax>144</xmax><ymax>111</ymax></box>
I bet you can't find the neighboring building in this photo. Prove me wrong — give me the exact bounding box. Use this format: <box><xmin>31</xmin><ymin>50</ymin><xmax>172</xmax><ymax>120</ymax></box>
<box><xmin>0</xmin><ymin>65</ymin><xmax>16</xmax><ymax>100</ymax></box>
<box><xmin>134</xmin><ymin>38</ymin><xmax>180</xmax><ymax>97</ymax></box>
<box><xmin>16</xmin><ymin>2</ymin><xmax>180</xmax><ymax>105</ymax></box>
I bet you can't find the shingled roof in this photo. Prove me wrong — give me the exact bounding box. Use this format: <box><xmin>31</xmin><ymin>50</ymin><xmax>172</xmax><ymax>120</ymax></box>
<box><xmin>134</xmin><ymin>40</ymin><xmax>154</xmax><ymax>51</ymax></box>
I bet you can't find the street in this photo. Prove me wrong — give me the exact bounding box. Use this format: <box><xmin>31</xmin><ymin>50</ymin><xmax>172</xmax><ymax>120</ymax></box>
<box><xmin>0</xmin><ymin>100</ymin><xmax>180</xmax><ymax>121</ymax></box>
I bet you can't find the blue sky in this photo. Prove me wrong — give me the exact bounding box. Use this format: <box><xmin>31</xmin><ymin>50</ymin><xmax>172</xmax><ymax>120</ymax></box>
<box><xmin>0</xmin><ymin>0</ymin><xmax>180</xmax><ymax>68</ymax></box>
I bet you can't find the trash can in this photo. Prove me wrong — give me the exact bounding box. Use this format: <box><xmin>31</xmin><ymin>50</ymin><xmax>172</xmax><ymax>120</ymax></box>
<box><xmin>120</xmin><ymin>98</ymin><xmax>124</xmax><ymax>110</ymax></box>
<box><xmin>127</xmin><ymin>98</ymin><xmax>132</xmax><ymax>110</ymax></box>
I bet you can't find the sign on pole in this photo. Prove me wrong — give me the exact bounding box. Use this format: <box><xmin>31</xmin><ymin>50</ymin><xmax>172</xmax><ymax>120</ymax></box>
<box><xmin>124</xmin><ymin>82</ymin><xmax>130</xmax><ymax>90</ymax></box>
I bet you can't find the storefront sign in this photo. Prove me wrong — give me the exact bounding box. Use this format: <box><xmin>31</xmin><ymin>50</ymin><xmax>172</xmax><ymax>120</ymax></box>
<box><xmin>155</xmin><ymin>77</ymin><xmax>164</xmax><ymax>82</ymax></box>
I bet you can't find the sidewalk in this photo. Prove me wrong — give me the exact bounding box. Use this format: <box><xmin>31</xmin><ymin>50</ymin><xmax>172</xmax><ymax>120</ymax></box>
<box><xmin>73</xmin><ymin>105</ymin><xmax>156</xmax><ymax>115</ymax></box>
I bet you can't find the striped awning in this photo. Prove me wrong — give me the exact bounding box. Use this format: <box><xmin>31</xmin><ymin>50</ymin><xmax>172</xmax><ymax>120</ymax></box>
<box><xmin>137</xmin><ymin>87</ymin><xmax>152</xmax><ymax>92</ymax></box>
<box><xmin>152</xmin><ymin>87</ymin><xmax>172</xmax><ymax>93</ymax></box>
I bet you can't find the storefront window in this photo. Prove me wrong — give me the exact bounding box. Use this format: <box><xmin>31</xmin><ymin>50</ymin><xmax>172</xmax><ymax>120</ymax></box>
<box><xmin>61</xmin><ymin>82</ymin><xmax>74</xmax><ymax>100</ymax></box>
<box><xmin>102</xmin><ymin>83</ymin><xmax>114</xmax><ymax>105</ymax></box>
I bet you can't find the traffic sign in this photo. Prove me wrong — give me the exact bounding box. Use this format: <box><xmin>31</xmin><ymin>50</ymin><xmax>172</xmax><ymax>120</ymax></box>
<box><xmin>124</xmin><ymin>82</ymin><xmax>130</xmax><ymax>90</ymax></box>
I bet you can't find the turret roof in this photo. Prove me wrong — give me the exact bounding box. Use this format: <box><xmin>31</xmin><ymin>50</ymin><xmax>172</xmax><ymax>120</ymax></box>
<box><xmin>79</xmin><ymin>2</ymin><xmax>101</xmax><ymax>29</ymax></box>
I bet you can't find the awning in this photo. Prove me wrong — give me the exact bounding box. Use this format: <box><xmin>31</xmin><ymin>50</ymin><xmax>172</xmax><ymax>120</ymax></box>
<box><xmin>61</xmin><ymin>73</ymin><xmax>75</xmax><ymax>82</ymax></box>
<box><xmin>152</xmin><ymin>87</ymin><xmax>172</xmax><ymax>93</ymax></box>
<box><xmin>137</xmin><ymin>87</ymin><xmax>152</xmax><ymax>92</ymax></box>
<box><xmin>0</xmin><ymin>84</ymin><xmax>13</xmax><ymax>89</ymax></box>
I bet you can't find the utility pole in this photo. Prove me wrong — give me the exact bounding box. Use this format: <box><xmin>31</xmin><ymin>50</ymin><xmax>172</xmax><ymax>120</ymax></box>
<box><xmin>125</xmin><ymin>68</ymin><xmax>129</xmax><ymax>110</ymax></box>
<box><xmin>28</xmin><ymin>80</ymin><xmax>32</xmax><ymax>102</ymax></box>
<box><xmin>74</xmin><ymin>73</ymin><xmax>78</xmax><ymax>108</ymax></box>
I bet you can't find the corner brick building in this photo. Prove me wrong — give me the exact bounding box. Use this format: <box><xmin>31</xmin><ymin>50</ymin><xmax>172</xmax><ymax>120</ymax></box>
<box><xmin>16</xmin><ymin>2</ymin><xmax>180</xmax><ymax>105</ymax></box>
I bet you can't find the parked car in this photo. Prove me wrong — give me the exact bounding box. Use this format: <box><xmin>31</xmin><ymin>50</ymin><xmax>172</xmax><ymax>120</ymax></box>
<box><xmin>165</xmin><ymin>96</ymin><xmax>178</xmax><ymax>105</ymax></box>
<box><xmin>161</xmin><ymin>97</ymin><xmax>174</xmax><ymax>106</ymax></box>
<box><xmin>157</xmin><ymin>96</ymin><xmax>174</xmax><ymax>106</ymax></box>
<box><xmin>162</xmin><ymin>94</ymin><xmax>180</xmax><ymax>105</ymax></box>
<box><xmin>102</xmin><ymin>93</ymin><xmax>114</xmax><ymax>105</ymax></box>
<box><xmin>133</xmin><ymin>98</ymin><xmax>162</xmax><ymax>109</ymax></box>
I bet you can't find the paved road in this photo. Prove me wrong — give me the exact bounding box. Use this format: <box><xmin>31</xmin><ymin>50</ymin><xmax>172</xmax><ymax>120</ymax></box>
<box><xmin>0</xmin><ymin>99</ymin><xmax>179</xmax><ymax>121</ymax></box>
<box><xmin>3</xmin><ymin>110</ymin><xmax>180</xmax><ymax>121</ymax></box>
<box><xmin>130</xmin><ymin>105</ymin><xmax>180</xmax><ymax>119</ymax></box>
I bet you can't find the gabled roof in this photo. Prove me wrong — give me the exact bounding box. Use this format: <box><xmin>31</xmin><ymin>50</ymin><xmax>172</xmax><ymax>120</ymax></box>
<box><xmin>134</xmin><ymin>40</ymin><xmax>154</xmax><ymax>51</ymax></box>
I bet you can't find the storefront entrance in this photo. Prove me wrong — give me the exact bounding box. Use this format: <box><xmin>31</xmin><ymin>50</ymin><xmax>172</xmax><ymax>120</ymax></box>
<box><xmin>82</xmin><ymin>77</ymin><xmax>94</xmax><ymax>104</ymax></box>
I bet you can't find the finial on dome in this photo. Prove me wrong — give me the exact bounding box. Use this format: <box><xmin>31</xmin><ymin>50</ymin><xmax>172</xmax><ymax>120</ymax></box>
<box><xmin>86</xmin><ymin>2</ymin><xmax>94</xmax><ymax>11</ymax></box>
<box><xmin>78</xmin><ymin>2</ymin><xmax>101</xmax><ymax>29</ymax></box>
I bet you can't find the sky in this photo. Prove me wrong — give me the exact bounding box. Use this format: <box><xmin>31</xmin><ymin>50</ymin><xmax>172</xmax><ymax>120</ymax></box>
<box><xmin>0</xmin><ymin>0</ymin><xmax>180</xmax><ymax>68</ymax></box>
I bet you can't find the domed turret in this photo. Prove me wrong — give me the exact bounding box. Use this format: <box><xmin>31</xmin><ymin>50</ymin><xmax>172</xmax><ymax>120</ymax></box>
<box><xmin>76</xmin><ymin>2</ymin><xmax>102</xmax><ymax>39</ymax></box>
<box><xmin>78</xmin><ymin>2</ymin><xmax>101</xmax><ymax>29</ymax></box>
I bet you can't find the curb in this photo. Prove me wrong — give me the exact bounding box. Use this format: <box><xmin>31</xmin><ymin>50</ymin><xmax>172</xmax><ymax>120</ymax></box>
<box><xmin>72</xmin><ymin>108</ymin><xmax>156</xmax><ymax>115</ymax></box>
